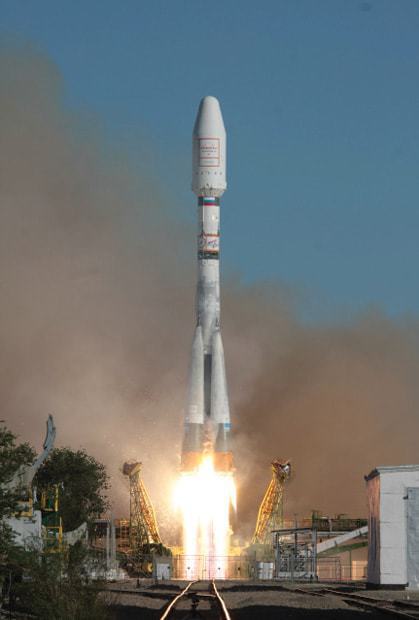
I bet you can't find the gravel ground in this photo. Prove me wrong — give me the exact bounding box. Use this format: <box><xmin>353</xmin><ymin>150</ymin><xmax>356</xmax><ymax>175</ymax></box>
<box><xmin>108</xmin><ymin>580</ymin><xmax>418</xmax><ymax>619</ymax></box>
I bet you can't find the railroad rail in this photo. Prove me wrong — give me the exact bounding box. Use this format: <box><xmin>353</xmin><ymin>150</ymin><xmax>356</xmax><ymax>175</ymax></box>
<box><xmin>283</xmin><ymin>585</ymin><xmax>419</xmax><ymax>618</ymax></box>
<box><xmin>323</xmin><ymin>588</ymin><xmax>419</xmax><ymax>619</ymax></box>
<box><xmin>159</xmin><ymin>580</ymin><xmax>231</xmax><ymax>620</ymax></box>
<box><xmin>212</xmin><ymin>580</ymin><xmax>232</xmax><ymax>620</ymax></box>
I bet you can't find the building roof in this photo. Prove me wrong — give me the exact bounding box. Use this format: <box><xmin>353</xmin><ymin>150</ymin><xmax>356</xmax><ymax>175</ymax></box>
<box><xmin>365</xmin><ymin>464</ymin><xmax>419</xmax><ymax>481</ymax></box>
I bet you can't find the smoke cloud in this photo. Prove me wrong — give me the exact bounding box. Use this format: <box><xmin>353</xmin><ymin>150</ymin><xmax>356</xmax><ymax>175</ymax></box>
<box><xmin>2</xmin><ymin>45</ymin><xmax>419</xmax><ymax>541</ymax></box>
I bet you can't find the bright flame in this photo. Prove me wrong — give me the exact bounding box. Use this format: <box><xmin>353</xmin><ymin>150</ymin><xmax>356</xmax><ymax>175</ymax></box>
<box><xmin>174</xmin><ymin>454</ymin><xmax>236</xmax><ymax>579</ymax></box>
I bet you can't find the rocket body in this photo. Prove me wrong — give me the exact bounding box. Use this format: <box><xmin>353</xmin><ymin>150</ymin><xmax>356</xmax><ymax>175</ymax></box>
<box><xmin>181</xmin><ymin>96</ymin><xmax>232</xmax><ymax>472</ymax></box>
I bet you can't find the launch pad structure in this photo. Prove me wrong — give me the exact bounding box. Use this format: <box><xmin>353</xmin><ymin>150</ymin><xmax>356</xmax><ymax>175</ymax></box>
<box><xmin>122</xmin><ymin>461</ymin><xmax>162</xmax><ymax>557</ymax></box>
<box><xmin>252</xmin><ymin>460</ymin><xmax>291</xmax><ymax>546</ymax></box>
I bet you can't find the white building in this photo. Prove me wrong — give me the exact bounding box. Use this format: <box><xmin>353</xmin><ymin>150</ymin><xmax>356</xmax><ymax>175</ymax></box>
<box><xmin>366</xmin><ymin>465</ymin><xmax>419</xmax><ymax>588</ymax></box>
<box><xmin>5</xmin><ymin>511</ymin><xmax>43</xmax><ymax>549</ymax></box>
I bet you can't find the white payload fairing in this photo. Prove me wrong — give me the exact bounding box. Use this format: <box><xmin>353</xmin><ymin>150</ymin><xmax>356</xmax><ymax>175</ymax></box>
<box><xmin>181</xmin><ymin>96</ymin><xmax>233</xmax><ymax>472</ymax></box>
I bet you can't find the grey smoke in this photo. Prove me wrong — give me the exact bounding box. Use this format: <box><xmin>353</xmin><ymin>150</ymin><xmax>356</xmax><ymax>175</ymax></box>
<box><xmin>2</xmin><ymin>45</ymin><xmax>419</xmax><ymax>541</ymax></box>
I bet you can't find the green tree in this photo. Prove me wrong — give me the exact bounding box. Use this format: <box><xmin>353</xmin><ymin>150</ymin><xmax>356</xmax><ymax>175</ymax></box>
<box><xmin>0</xmin><ymin>423</ymin><xmax>36</xmax><ymax>607</ymax></box>
<box><xmin>16</xmin><ymin>545</ymin><xmax>113</xmax><ymax>620</ymax></box>
<box><xmin>34</xmin><ymin>448</ymin><xmax>110</xmax><ymax>531</ymax></box>
<box><xmin>1</xmin><ymin>433</ymin><xmax>113</xmax><ymax>617</ymax></box>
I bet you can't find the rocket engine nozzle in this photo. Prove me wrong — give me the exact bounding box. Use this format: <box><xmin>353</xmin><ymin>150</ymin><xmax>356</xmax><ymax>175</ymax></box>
<box><xmin>180</xmin><ymin>452</ymin><xmax>204</xmax><ymax>472</ymax></box>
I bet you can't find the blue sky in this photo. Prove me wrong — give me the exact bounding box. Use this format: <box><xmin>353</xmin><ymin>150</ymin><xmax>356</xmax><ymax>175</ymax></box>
<box><xmin>2</xmin><ymin>0</ymin><xmax>419</xmax><ymax>320</ymax></box>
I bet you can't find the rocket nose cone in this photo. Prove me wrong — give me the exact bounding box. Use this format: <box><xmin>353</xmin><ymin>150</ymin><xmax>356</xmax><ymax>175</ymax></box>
<box><xmin>193</xmin><ymin>95</ymin><xmax>225</xmax><ymax>137</ymax></box>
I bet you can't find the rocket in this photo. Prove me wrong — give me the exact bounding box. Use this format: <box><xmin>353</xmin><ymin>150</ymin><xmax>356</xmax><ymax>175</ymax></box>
<box><xmin>181</xmin><ymin>96</ymin><xmax>233</xmax><ymax>473</ymax></box>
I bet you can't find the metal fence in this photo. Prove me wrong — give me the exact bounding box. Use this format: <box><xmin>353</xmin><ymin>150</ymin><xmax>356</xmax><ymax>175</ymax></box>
<box><xmin>171</xmin><ymin>555</ymin><xmax>252</xmax><ymax>580</ymax></box>
<box><xmin>317</xmin><ymin>557</ymin><xmax>367</xmax><ymax>582</ymax></box>
<box><xmin>169</xmin><ymin>555</ymin><xmax>367</xmax><ymax>582</ymax></box>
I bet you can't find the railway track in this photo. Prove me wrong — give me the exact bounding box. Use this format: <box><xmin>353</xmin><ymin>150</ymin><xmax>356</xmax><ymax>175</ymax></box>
<box><xmin>324</xmin><ymin>588</ymin><xmax>419</xmax><ymax>619</ymax></box>
<box><xmin>284</xmin><ymin>585</ymin><xmax>419</xmax><ymax>618</ymax></box>
<box><xmin>107</xmin><ymin>579</ymin><xmax>419</xmax><ymax>618</ymax></box>
<box><xmin>159</xmin><ymin>580</ymin><xmax>231</xmax><ymax>620</ymax></box>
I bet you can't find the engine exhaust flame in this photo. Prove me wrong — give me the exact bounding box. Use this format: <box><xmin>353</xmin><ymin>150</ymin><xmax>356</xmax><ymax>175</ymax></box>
<box><xmin>174</xmin><ymin>454</ymin><xmax>236</xmax><ymax>579</ymax></box>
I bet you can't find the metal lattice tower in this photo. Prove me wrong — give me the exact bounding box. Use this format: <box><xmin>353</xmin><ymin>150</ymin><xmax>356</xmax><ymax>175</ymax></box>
<box><xmin>252</xmin><ymin>459</ymin><xmax>291</xmax><ymax>546</ymax></box>
<box><xmin>122</xmin><ymin>462</ymin><xmax>161</xmax><ymax>555</ymax></box>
